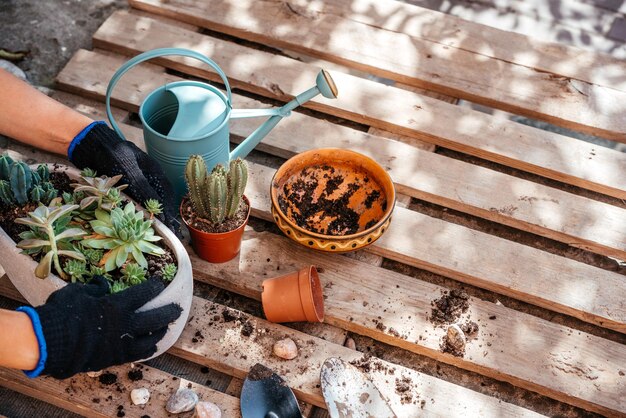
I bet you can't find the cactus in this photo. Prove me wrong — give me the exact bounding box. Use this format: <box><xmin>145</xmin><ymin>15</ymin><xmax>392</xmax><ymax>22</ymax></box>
<box><xmin>184</xmin><ymin>156</ymin><xmax>248</xmax><ymax>224</ymax></box>
<box><xmin>0</xmin><ymin>180</ymin><xmax>13</xmax><ymax>205</ymax></box>
<box><xmin>208</xmin><ymin>166</ymin><xmax>227</xmax><ymax>223</ymax></box>
<box><xmin>185</xmin><ymin>155</ymin><xmax>209</xmax><ymax>218</ymax></box>
<box><xmin>30</xmin><ymin>185</ymin><xmax>44</xmax><ymax>203</ymax></box>
<box><xmin>0</xmin><ymin>158</ymin><xmax>58</xmax><ymax>206</ymax></box>
<box><xmin>226</xmin><ymin>158</ymin><xmax>248</xmax><ymax>218</ymax></box>
<box><xmin>10</xmin><ymin>161</ymin><xmax>33</xmax><ymax>205</ymax></box>
<box><xmin>37</xmin><ymin>164</ymin><xmax>50</xmax><ymax>182</ymax></box>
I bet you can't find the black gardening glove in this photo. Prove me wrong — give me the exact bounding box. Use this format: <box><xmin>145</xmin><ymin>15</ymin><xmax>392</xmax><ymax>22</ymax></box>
<box><xmin>35</xmin><ymin>276</ymin><xmax>182</xmax><ymax>379</ymax></box>
<box><xmin>69</xmin><ymin>122</ymin><xmax>180</xmax><ymax>234</ymax></box>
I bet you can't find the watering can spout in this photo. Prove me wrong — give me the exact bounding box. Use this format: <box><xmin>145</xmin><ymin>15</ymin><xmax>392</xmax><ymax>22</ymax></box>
<box><xmin>229</xmin><ymin>69</ymin><xmax>338</xmax><ymax>161</ymax></box>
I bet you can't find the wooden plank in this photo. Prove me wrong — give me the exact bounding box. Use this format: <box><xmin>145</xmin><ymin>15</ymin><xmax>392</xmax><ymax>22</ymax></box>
<box><xmin>128</xmin><ymin>0</ymin><xmax>626</xmax><ymax>141</ymax></box>
<box><xmin>245</xmin><ymin>161</ymin><xmax>626</xmax><ymax>333</ymax></box>
<box><xmin>0</xmin><ymin>365</ymin><xmax>242</xmax><ymax>418</ymax></box>
<box><xmin>55</xmin><ymin>47</ymin><xmax>626</xmax><ymax>261</ymax></box>
<box><xmin>89</xmin><ymin>12</ymin><xmax>626</xmax><ymax>200</ymax></box>
<box><xmin>173</xmin><ymin>298</ymin><xmax>546</xmax><ymax>417</ymax></box>
<box><xmin>187</xmin><ymin>228</ymin><xmax>626</xmax><ymax>417</ymax></box>
<box><xmin>345</xmin><ymin>0</ymin><xmax>626</xmax><ymax>62</ymax></box>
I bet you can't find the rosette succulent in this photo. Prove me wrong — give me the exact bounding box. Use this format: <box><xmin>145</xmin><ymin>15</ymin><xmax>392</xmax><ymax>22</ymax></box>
<box><xmin>15</xmin><ymin>203</ymin><xmax>86</xmax><ymax>279</ymax></box>
<box><xmin>81</xmin><ymin>202</ymin><xmax>164</xmax><ymax>271</ymax></box>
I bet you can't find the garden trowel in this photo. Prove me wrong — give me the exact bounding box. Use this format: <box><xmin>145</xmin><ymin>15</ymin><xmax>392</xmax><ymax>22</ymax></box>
<box><xmin>240</xmin><ymin>363</ymin><xmax>303</xmax><ymax>418</ymax></box>
<box><xmin>321</xmin><ymin>357</ymin><xmax>397</xmax><ymax>418</ymax></box>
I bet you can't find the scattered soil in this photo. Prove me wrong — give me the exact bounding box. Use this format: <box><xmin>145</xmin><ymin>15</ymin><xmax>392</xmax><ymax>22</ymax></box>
<box><xmin>430</xmin><ymin>289</ymin><xmax>470</xmax><ymax>325</ymax></box>
<box><xmin>98</xmin><ymin>372</ymin><xmax>118</xmax><ymax>385</ymax></box>
<box><xmin>222</xmin><ymin>308</ymin><xmax>241</xmax><ymax>323</ymax></box>
<box><xmin>395</xmin><ymin>375</ymin><xmax>415</xmax><ymax>404</ymax></box>
<box><xmin>247</xmin><ymin>364</ymin><xmax>275</xmax><ymax>381</ymax></box>
<box><xmin>181</xmin><ymin>197</ymin><xmax>249</xmax><ymax>234</ymax></box>
<box><xmin>127</xmin><ymin>369</ymin><xmax>143</xmax><ymax>382</ymax></box>
<box><xmin>241</xmin><ymin>320</ymin><xmax>254</xmax><ymax>337</ymax></box>
<box><xmin>275</xmin><ymin>164</ymin><xmax>387</xmax><ymax>236</ymax></box>
<box><xmin>461</xmin><ymin>321</ymin><xmax>479</xmax><ymax>338</ymax></box>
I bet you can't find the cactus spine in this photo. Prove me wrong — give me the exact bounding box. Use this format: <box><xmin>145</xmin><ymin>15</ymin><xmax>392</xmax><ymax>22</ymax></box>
<box><xmin>226</xmin><ymin>158</ymin><xmax>247</xmax><ymax>218</ymax></box>
<box><xmin>184</xmin><ymin>155</ymin><xmax>248</xmax><ymax>225</ymax></box>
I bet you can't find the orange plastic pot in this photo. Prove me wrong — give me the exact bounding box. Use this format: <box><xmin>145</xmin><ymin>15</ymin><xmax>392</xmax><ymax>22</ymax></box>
<box><xmin>261</xmin><ymin>265</ymin><xmax>324</xmax><ymax>323</ymax></box>
<box><xmin>180</xmin><ymin>196</ymin><xmax>250</xmax><ymax>263</ymax></box>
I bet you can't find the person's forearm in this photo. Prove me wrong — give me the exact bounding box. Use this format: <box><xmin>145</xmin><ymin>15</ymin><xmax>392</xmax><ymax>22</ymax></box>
<box><xmin>0</xmin><ymin>69</ymin><xmax>93</xmax><ymax>155</ymax></box>
<box><xmin>0</xmin><ymin>309</ymin><xmax>39</xmax><ymax>371</ymax></box>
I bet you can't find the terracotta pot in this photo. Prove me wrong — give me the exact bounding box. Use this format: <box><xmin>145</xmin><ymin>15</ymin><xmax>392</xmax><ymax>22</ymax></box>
<box><xmin>0</xmin><ymin>165</ymin><xmax>193</xmax><ymax>361</ymax></box>
<box><xmin>261</xmin><ymin>265</ymin><xmax>324</xmax><ymax>323</ymax></box>
<box><xmin>181</xmin><ymin>196</ymin><xmax>250</xmax><ymax>263</ymax></box>
<box><xmin>270</xmin><ymin>148</ymin><xmax>395</xmax><ymax>253</ymax></box>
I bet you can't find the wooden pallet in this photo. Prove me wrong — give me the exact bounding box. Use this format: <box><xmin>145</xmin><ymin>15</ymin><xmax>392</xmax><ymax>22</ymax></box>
<box><xmin>1</xmin><ymin>1</ymin><xmax>625</xmax><ymax>417</ymax></box>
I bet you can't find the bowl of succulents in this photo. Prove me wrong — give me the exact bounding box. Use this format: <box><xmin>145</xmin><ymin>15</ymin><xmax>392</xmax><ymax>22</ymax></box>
<box><xmin>180</xmin><ymin>156</ymin><xmax>250</xmax><ymax>263</ymax></box>
<box><xmin>0</xmin><ymin>154</ymin><xmax>192</xmax><ymax>359</ymax></box>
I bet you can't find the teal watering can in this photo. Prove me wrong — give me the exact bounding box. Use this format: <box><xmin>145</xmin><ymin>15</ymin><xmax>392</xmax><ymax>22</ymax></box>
<box><xmin>105</xmin><ymin>48</ymin><xmax>338</xmax><ymax>202</ymax></box>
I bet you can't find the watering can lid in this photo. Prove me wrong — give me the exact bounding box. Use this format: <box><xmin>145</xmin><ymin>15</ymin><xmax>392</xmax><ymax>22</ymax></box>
<box><xmin>166</xmin><ymin>83</ymin><xmax>229</xmax><ymax>139</ymax></box>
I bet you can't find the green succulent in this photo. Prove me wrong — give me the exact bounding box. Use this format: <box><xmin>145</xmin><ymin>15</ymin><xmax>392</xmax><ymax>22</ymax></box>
<box><xmin>145</xmin><ymin>199</ymin><xmax>163</xmax><ymax>219</ymax></box>
<box><xmin>81</xmin><ymin>202</ymin><xmax>164</xmax><ymax>271</ymax></box>
<box><xmin>63</xmin><ymin>259</ymin><xmax>88</xmax><ymax>283</ymax></box>
<box><xmin>109</xmin><ymin>280</ymin><xmax>129</xmax><ymax>294</ymax></box>
<box><xmin>71</xmin><ymin>173</ymin><xmax>128</xmax><ymax>210</ymax></box>
<box><xmin>86</xmin><ymin>265</ymin><xmax>111</xmax><ymax>281</ymax></box>
<box><xmin>161</xmin><ymin>263</ymin><xmax>177</xmax><ymax>281</ymax></box>
<box><xmin>81</xmin><ymin>247</ymin><xmax>104</xmax><ymax>265</ymax></box>
<box><xmin>80</xmin><ymin>168</ymin><xmax>97</xmax><ymax>178</ymax></box>
<box><xmin>15</xmin><ymin>204</ymin><xmax>86</xmax><ymax>279</ymax></box>
<box><xmin>122</xmin><ymin>263</ymin><xmax>147</xmax><ymax>286</ymax></box>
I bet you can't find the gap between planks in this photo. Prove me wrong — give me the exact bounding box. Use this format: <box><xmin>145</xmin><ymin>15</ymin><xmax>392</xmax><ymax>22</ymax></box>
<box><xmin>55</xmin><ymin>47</ymin><xmax>626</xmax><ymax>262</ymax></box>
<box><xmin>89</xmin><ymin>10</ymin><xmax>626</xmax><ymax>201</ymax></box>
<box><xmin>128</xmin><ymin>0</ymin><xmax>626</xmax><ymax>141</ymax></box>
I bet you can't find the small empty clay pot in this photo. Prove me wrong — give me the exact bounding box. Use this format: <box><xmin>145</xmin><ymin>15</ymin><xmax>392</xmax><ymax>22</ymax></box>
<box><xmin>261</xmin><ymin>265</ymin><xmax>324</xmax><ymax>323</ymax></box>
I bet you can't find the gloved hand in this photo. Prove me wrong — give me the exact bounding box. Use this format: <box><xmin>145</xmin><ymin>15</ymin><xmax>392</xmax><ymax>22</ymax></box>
<box><xmin>21</xmin><ymin>276</ymin><xmax>181</xmax><ymax>379</ymax></box>
<box><xmin>68</xmin><ymin>121</ymin><xmax>180</xmax><ymax>234</ymax></box>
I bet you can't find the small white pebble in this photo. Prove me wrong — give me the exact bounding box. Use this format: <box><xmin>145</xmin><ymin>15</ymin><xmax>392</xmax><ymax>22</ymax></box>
<box><xmin>273</xmin><ymin>338</ymin><xmax>298</xmax><ymax>360</ymax></box>
<box><xmin>166</xmin><ymin>388</ymin><xmax>199</xmax><ymax>413</ymax></box>
<box><xmin>194</xmin><ymin>401</ymin><xmax>222</xmax><ymax>418</ymax></box>
<box><xmin>86</xmin><ymin>371</ymin><xmax>103</xmax><ymax>378</ymax></box>
<box><xmin>130</xmin><ymin>388</ymin><xmax>150</xmax><ymax>405</ymax></box>
<box><xmin>344</xmin><ymin>337</ymin><xmax>356</xmax><ymax>350</ymax></box>
<box><xmin>446</xmin><ymin>324</ymin><xmax>466</xmax><ymax>351</ymax></box>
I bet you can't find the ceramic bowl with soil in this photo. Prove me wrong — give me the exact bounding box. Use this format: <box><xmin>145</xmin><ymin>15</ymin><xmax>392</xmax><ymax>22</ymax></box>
<box><xmin>0</xmin><ymin>164</ymin><xmax>193</xmax><ymax>360</ymax></box>
<box><xmin>270</xmin><ymin>148</ymin><xmax>395</xmax><ymax>252</ymax></box>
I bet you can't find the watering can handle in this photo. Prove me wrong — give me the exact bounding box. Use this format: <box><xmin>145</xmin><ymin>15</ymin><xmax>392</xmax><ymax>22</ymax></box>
<box><xmin>105</xmin><ymin>47</ymin><xmax>232</xmax><ymax>140</ymax></box>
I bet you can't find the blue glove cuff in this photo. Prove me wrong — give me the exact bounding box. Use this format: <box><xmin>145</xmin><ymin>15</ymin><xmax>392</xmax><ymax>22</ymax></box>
<box><xmin>16</xmin><ymin>306</ymin><xmax>48</xmax><ymax>378</ymax></box>
<box><xmin>67</xmin><ymin>120</ymin><xmax>107</xmax><ymax>162</ymax></box>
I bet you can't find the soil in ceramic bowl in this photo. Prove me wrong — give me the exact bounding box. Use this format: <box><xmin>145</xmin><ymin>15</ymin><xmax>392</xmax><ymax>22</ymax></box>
<box><xmin>276</xmin><ymin>163</ymin><xmax>387</xmax><ymax>236</ymax></box>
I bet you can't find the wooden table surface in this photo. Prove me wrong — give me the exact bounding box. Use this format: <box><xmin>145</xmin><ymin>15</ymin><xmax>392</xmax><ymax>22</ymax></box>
<box><xmin>1</xmin><ymin>1</ymin><xmax>625</xmax><ymax>417</ymax></box>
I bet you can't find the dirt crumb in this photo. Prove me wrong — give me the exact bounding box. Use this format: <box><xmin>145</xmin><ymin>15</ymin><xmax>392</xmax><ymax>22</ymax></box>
<box><xmin>98</xmin><ymin>372</ymin><xmax>117</xmax><ymax>385</ymax></box>
<box><xmin>430</xmin><ymin>289</ymin><xmax>470</xmax><ymax>325</ymax></box>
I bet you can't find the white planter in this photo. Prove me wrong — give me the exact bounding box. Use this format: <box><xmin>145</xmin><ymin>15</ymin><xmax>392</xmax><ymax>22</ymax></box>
<box><xmin>0</xmin><ymin>165</ymin><xmax>193</xmax><ymax>360</ymax></box>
